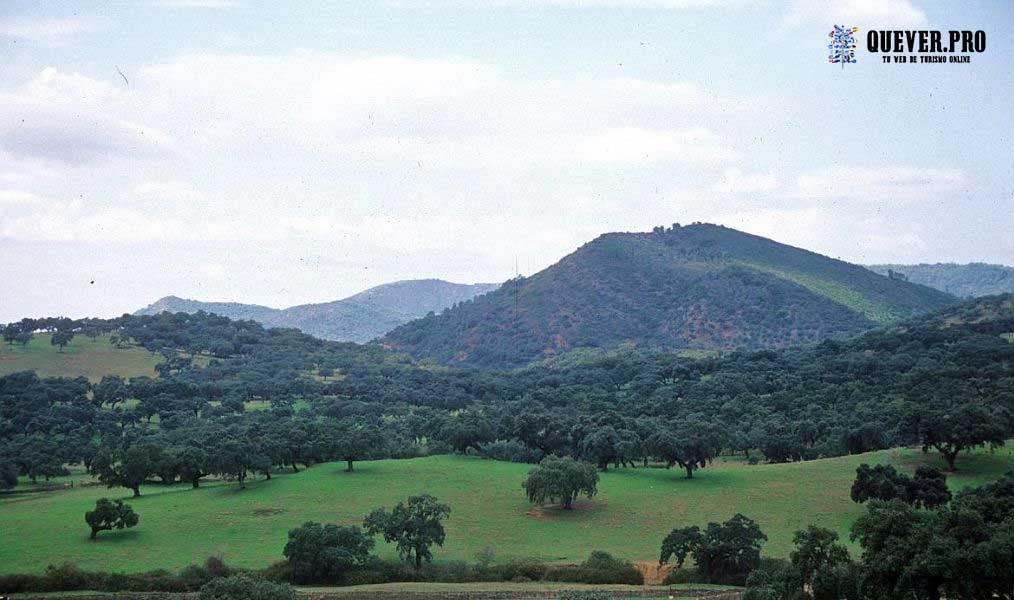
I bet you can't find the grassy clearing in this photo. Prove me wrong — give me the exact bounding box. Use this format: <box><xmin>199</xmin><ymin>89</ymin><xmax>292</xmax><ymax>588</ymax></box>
<box><xmin>1</xmin><ymin>446</ymin><xmax>1011</xmax><ymax>575</ymax></box>
<box><xmin>739</xmin><ymin>262</ymin><xmax>899</xmax><ymax>324</ymax></box>
<box><xmin>0</xmin><ymin>334</ymin><xmax>161</xmax><ymax>381</ymax></box>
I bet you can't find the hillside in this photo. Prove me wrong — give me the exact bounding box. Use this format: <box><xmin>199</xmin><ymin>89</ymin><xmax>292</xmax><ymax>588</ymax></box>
<box><xmin>136</xmin><ymin>280</ymin><xmax>498</xmax><ymax>343</ymax></box>
<box><xmin>2</xmin><ymin>448</ymin><xmax>1010</xmax><ymax>574</ymax></box>
<box><xmin>0</xmin><ymin>333</ymin><xmax>160</xmax><ymax>381</ymax></box>
<box><xmin>867</xmin><ymin>262</ymin><xmax>1014</xmax><ymax>298</ymax></box>
<box><xmin>382</xmin><ymin>223</ymin><xmax>956</xmax><ymax>368</ymax></box>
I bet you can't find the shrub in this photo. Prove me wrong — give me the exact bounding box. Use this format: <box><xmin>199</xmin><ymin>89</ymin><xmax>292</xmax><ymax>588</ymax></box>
<box><xmin>558</xmin><ymin>591</ymin><xmax>613</xmax><ymax>600</ymax></box>
<box><xmin>198</xmin><ymin>574</ymin><xmax>296</xmax><ymax>600</ymax></box>
<box><xmin>546</xmin><ymin>551</ymin><xmax>643</xmax><ymax>585</ymax></box>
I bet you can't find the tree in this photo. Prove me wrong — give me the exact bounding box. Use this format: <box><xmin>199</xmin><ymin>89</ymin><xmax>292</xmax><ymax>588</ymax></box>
<box><xmin>364</xmin><ymin>494</ymin><xmax>451</xmax><ymax>569</ymax></box>
<box><xmin>85</xmin><ymin>498</ymin><xmax>139</xmax><ymax>539</ymax></box>
<box><xmin>790</xmin><ymin>526</ymin><xmax>850</xmax><ymax>591</ymax></box>
<box><xmin>580</xmin><ymin>427</ymin><xmax>620</xmax><ymax>470</ymax></box>
<box><xmin>283</xmin><ymin>521</ymin><xmax>375</xmax><ymax>583</ymax></box>
<box><xmin>198</xmin><ymin>574</ymin><xmax>296</xmax><ymax>600</ymax></box>
<box><xmin>851</xmin><ymin>464</ymin><xmax>951</xmax><ymax>508</ymax></box>
<box><xmin>50</xmin><ymin>329</ymin><xmax>75</xmax><ymax>352</ymax></box>
<box><xmin>0</xmin><ymin>461</ymin><xmax>18</xmax><ymax>490</ymax></box>
<box><xmin>902</xmin><ymin>402</ymin><xmax>1006</xmax><ymax>470</ymax></box>
<box><xmin>94</xmin><ymin>444</ymin><xmax>161</xmax><ymax>497</ymax></box>
<box><xmin>175</xmin><ymin>444</ymin><xmax>210</xmax><ymax>488</ymax></box>
<box><xmin>522</xmin><ymin>455</ymin><xmax>599</xmax><ymax>510</ymax></box>
<box><xmin>93</xmin><ymin>375</ymin><xmax>128</xmax><ymax>408</ymax></box>
<box><xmin>646</xmin><ymin>420</ymin><xmax>724</xmax><ymax>479</ymax></box>
<box><xmin>329</xmin><ymin>424</ymin><xmax>384</xmax><ymax>472</ymax></box>
<box><xmin>437</xmin><ymin>410</ymin><xmax>493</xmax><ymax>455</ymax></box>
<box><xmin>659</xmin><ymin>514</ymin><xmax>767</xmax><ymax>585</ymax></box>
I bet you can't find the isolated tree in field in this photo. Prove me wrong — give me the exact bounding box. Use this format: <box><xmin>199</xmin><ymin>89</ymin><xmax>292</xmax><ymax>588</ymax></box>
<box><xmin>50</xmin><ymin>329</ymin><xmax>74</xmax><ymax>352</ymax></box>
<box><xmin>660</xmin><ymin>514</ymin><xmax>767</xmax><ymax>585</ymax></box>
<box><xmin>85</xmin><ymin>498</ymin><xmax>138</xmax><ymax>539</ymax></box>
<box><xmin>901</xmin><ymin>402</ymin><xmax>1006</xmax><ymax>470</ymax></box>
<box><xmin>522</xmin><ymin>455</ymin><xmax>598</xmax><ymax>510</ymax></box>
<box><xmin>851</xmin><ymin>463</ymin><xmax>951</xmax><ymax>508</ymax></box>
<box><xmin>646</xmin><ymin>420</ymin><xmax>724</xmax><ymax>479</ymax></box>
<box><xmin>283</xmin><ymin>521</ymin><xmax>375</xmax><ymax>583</ymax></box>
<box><xmin>364</xmin><ymin>494</ymin><xmax>450</xmax><ymax>569</ymax></box>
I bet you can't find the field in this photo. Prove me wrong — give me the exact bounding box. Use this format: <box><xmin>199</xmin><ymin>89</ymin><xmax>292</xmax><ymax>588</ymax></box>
<box><xmin>0</xmin><ymin>334</ymin><xmax>161</xmax><ymax>381</ymax></box>
<box><xmin>2</xmin><ymin>446</ymin><xmax>1011</xmax><ymax>575</ymax></box>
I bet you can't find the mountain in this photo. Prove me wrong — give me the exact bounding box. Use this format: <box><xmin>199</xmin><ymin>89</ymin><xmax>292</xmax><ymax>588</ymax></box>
<box><xmin>866</xmin><ymin>263</ymin><xmax>1014</xmax><ymax>298</ymax></box>
<box><xmin>380</xmin><ymin>223</ymin><xmax>957</xmax><ymax>368</ymax></box>
<box><xmin>135</xmin><ymin>279</ymin><xmax>498</xmax><ymax>343</ymax></box>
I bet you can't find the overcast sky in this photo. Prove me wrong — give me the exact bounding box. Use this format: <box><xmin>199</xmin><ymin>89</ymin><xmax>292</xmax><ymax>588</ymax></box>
<box><xmin>1</xmin><ymin>0</ymin><xmax>1012</xmax><ymax>322</ymax></box>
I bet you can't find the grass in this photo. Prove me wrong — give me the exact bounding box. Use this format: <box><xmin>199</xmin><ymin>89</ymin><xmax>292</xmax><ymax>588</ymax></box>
<box><xmin>0</xmin><ymin>334</ymin><xmax>161</xmax><ymax>382</ymax></box>
<box><xmin>739</xmin><ymin>262</ymin><xmax>900</xmax><ymax>324</ymax></box>
<box><xmin>2</xmin><ymin>446</ymin><xmax>1011</xmax><ymax>575</ymax></box>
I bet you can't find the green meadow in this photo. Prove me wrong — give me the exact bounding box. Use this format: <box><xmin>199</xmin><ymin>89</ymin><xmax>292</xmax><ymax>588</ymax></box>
<box><xmin>2</xmin><ymin>446</ymin><xmax>1011</xmax><ymax>575</ymax></box>
<box><xmin>0</xmin><ymin>334</ymin><xmax>160</xmax><ymax>381</ymax></box>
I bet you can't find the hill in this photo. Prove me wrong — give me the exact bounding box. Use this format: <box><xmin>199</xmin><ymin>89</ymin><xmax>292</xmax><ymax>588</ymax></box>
<box><xmin>135</xmin><ymin>280</ymin><xmax>498</xmax><ymax>343</ymax></box>
<box><xmin>2</xmin><ymin>448</ymin><xmax>1010</xmax><ymax>574</ymax></box>
<box><xmin>382</xmin><ymin>223</ymin><xmax>956</xmax><ymax>368</ymax></box>
<box><xmin>866</xmin><ymin>262</ymin><xmax>1014</xmax><ymax>298</ymax></box>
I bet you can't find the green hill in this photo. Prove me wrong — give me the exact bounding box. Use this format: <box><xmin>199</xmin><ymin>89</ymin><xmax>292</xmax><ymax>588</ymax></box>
<box><xmin>2</xmin><ymin>447</ymin><xmax>1010</xmax><ymax>575</ymax></box>
<box><xmin>382</xmin><ymin>224</ymin><xmax>956</xmax><ymax>368</ymax></box>
<box><xmin>135</xmin><ymin>280</ymin><xmax>498</xmax><ymax>343</ymax></box>
<box><xmin>867</xmin><ymin>262</ymin><xmax>1014</xmax><ymax>298</ymax></box>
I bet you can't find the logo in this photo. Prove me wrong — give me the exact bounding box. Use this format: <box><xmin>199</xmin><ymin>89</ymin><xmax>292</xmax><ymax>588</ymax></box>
<box><xmin>828</xmin><ymin>25</ymin><xmax>858</xmax><ymax>67</ymax></box>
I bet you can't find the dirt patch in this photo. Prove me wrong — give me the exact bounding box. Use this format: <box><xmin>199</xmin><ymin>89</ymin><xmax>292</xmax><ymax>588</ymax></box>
<box><xmin>635</xmin><ymin>561</ymin><xmax>674</xmax><ymax>585</ymax></box>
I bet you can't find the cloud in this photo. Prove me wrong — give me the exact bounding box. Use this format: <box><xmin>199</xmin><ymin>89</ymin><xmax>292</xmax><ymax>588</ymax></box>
<box><xmin>0</xmin><ymin>189</ymin><xmax>42</xmax><ymax>206</ymax></box>
<box><xmin>714</xmin><ymin>169</ymin><xmax>780</xmax><ymax>194</ymax></box>
<box><xmin>781</xmin><ymin>0</ymin><xmax>928</xmax><ymax>29</ymax></box>
<box><xmin>793</xmin><ymin>166</ymin><xmax>965</xmax><ymax>202</ymax></box>
<box><xmin>157</xmin><ymin>0</ymin><xmax>240</xmax><ymax>7</ymax></box>
<box><xmin>0</xmin><ymin>18</ymin><xmax>105</xmax><ymax>46</ymax></box>
<box><xmin>0</xmin><ymin>68</ymin><xmax>173</xmax><ymax>165</ymax></box>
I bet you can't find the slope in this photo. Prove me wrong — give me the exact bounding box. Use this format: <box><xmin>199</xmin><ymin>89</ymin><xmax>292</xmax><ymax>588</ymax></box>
<box><xmin>382</xmin><ymin>224</ymin><xmax>956</xmax><ymax>368</ymax></box>
<box><xmin>867</xmin><ymin>262</ymin><xmax>1014</xmax><ymax>298</ymax></box>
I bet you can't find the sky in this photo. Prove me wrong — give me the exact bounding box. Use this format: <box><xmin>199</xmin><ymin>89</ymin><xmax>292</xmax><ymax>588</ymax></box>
<box><xmin>1</xmin><ymin>0</ymin><xmax>1012</xmax><ymax>322</ymax></box>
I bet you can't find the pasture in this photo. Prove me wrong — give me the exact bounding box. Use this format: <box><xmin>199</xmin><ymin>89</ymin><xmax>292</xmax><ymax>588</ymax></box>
<box><xmin>2</xmin><ymin>446</ymin><xmax>1011</xmax><ymax>575</ymax></box>
<box><xmin>0</xmin><ymin>334</ymin><xmax>160</xmax><ymax>381</ymax></box>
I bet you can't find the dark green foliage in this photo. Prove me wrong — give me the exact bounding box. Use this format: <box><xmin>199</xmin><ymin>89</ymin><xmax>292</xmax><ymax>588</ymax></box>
<box><xmin>901</xmin><ymin>401</ymin><xmax>1008</xmax><ymax>470</ymax></box>
<box><xmin>364</xmin><ymin>494</ymin><xmax>451</xmax><ymax>569</ymax></box>
<box><xmin>198</xmin><ymin>574</ymin><xmax>295</xmax><ymax>600</ymax></box>
<box><xmin>282</xmin><ymin>521</ymin><xmax>374</xmax><ymax>583</ymax></box>
<box><xmin>850</xmin><ymin>464</ymin><xmax>951</xmax><ymax>508</ymax></box>
<box><xmin>383</xmin><ymin>224</ymin><xmax>955</xmax><ymax>368</ymax></box>
<box><xmin>522</xmin><ymin>455</ymin><xmax>599</xmax><ymax>509</ymax></box>
<box><xmin>659</xmin><ymin>514</ymin><xmax>767</xmax><ymax>585</ymax></box>
<box><xmin>85</xmin><ymin>498</ymin><xmax>138</xmax><ymax>539</ymax></box>
<box><xmin>790</xmin><ymin>526</ymin><xmax>850</xmax><ymax>590</ymax></box>
<box><xmin>545</xmin><ymin>551</ymin><xmax>643</xmax><ymax>585</ymax></box>
<box><xmin>850</xmin><ymin>474</ymin><xmax>1014</xmax><ymax>600</ymax></box>
<box><xmin>0</xmin><ymin>461</ymin><xmax>18</xmax><ymax>489</ymax></box>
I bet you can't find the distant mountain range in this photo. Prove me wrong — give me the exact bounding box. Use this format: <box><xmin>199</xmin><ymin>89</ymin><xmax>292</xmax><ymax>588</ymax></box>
<box><xmin>381</xmin><ymin>223</ymin><xmax>957</xmax><ymax>368</ymax></box>
<box><xmin>865</xmin><ymin>263</ymin><xmax>1014</xmax><ymax>298</ymax></box>
<box><xmin>135</xmin><ymin>280</ymin><xmax>499</xmax><ymax>343</ymax></box>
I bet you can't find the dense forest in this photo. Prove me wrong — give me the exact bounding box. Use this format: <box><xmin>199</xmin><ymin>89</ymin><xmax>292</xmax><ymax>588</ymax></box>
<box><xmin>2</xmin><ymin>294</ymin><xmax>1011</xmax><ymax>493</ymax></box>
<box><xmin>382</xmin><ymin>224</ymin><xmax>956</xmax><ymax>368</ymax></box>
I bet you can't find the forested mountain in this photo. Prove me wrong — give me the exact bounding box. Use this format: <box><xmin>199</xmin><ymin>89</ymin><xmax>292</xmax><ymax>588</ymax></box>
<box><xmin>135</xmin><ymin>280</ymin><xmax>498</xmax><ymax>343</ymax></box>
<box><xmin>382</xmin><ymin>223</ymin><xmax>956</xmax><ymax>368</ymax></box>
<box><xmin>866</xmin><ymin>262</ymin><xmax>1014</xmax><ymax>298</ymax></box>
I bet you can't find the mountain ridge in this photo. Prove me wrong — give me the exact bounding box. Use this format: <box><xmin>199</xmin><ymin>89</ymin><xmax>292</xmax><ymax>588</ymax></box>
<box><xmin>866</xmin><ymin>262</ymin><xmax>1014</xmax><ymax>298</ymax></box>
<box><xmin>135</xmin><ymin>279</ymin><xmax>499</xmax><ymax>343</ymax></box>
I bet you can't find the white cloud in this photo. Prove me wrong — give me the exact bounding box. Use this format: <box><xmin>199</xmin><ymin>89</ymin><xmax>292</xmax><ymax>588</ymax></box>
<box><xmin>794</xmin><ymin>166</ymin><xmax>965</xmax><ymax>202</ymax></box>
<box><xmin>714</xmin><ymin>169</ymin><xmax>780</xmax><ymax>194</ymax></box>
<box><xmin>781</xmin><ymin>0</ymin><xmax>928</xmax><ymax>29</ymax></box>
<box><xmin>157</xmin><ymin>0</ymin><xmax>240</xmax><ymax>7</ymax></box>
<box><xmin>0</xmin><ymin>18</ymin><xmax>104</xmax><ymax>45</ymax></box>
<box><xmin>0</xmin><ymin>189</ymin><xmax>42</xmax><ymax>206</ymax></box>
